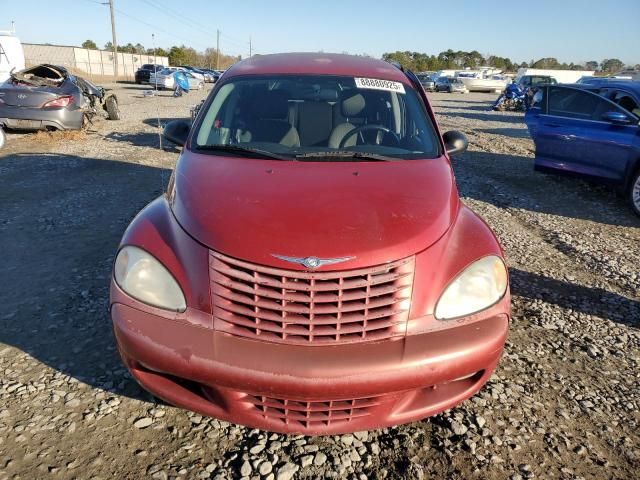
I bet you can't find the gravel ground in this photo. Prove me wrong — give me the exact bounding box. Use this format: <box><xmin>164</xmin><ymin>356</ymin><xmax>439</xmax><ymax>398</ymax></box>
<box><xmin>0</xmin><ymin>85</ymin><xmax>638</xmax><ymax>480</ymax></box>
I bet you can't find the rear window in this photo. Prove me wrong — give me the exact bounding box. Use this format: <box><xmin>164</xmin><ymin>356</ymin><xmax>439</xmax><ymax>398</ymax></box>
<box><xmin>194</xmin><ymin>74</ymin><xmax>440</xmax><ymax>160</ymax></box>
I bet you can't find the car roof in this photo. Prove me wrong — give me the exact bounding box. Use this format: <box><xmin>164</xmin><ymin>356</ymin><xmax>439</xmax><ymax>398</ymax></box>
<box><xmin>563</xmin><ymin>81</ymin><xmax>640</xmax><ymax>95</ymax></box>
<box><xmin>224</xmin><ymin>52</ymin><xmax>410</xmax><ymax>84</ymax></box>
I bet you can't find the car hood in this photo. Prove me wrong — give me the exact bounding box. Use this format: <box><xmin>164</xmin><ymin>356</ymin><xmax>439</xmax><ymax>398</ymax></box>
<box><xmin>169</xmin><ymin>153</ymin><xmax>459</xmax><ymax>269</ymax></box>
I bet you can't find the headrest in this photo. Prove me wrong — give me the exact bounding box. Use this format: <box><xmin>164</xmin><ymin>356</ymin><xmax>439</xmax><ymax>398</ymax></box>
<box><xmin>341</xmin><ymin>92</ymin><xmax>366</xmax><ymax>117</ymax></box>
<box><xmin>318</xmin><ymin>88</ymin><xmax>338</xmax><ymax>102</ymax></box>
<box><xmin>255</xmin><ymin>90</ymin><xmax>290</xmax><ymax>119</ymax></box>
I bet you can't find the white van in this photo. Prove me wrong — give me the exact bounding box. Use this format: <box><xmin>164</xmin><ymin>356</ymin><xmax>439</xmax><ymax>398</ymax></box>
<box><xmin>0</xmin><ymin>32</ymin><xmax>25</xmax><ymax>83</ymax></box>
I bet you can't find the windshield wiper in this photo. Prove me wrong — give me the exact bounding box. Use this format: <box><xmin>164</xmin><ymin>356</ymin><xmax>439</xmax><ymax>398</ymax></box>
<box><xmin>295</xmin><ymin>151</ymin><xmax>396</xmax><ymax>161</ymax></box>
<box><xmin>195</xmin><ymin>144</ymin><xmax>293</xmax><ymax>161</ymax></box>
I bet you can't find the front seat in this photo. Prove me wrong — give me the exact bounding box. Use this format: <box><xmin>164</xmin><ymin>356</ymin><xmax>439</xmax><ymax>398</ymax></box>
<box><xmin>328</xmin><ymin>92</ymin><xmax>367</xmax><ymax>149</ymax></box>
<box><xmin>244</xmin><ymin>90</ymin><xmax>300</xmax><ymax>147</ymax></box>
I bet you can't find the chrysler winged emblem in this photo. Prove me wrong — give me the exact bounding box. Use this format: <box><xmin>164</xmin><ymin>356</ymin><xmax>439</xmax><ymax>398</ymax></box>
<box><xmin>272</xmin><ymin>254</ymin><xmax>354</xmax><ymax>269</ymax></box>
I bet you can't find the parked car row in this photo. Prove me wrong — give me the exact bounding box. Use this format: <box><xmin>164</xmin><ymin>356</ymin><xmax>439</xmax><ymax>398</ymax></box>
<box><xmin>416</xmin><ymin>73</ymin><xmax>469</xmax><ymax>94</ymax></box>
<box><xmin>135</xmin><ymin>64</ymin><xmax>223</xmax><ymax>87</ymax></box>
<box><xmin>148</xmin><ymin>67</ymin><xmax>205</xmax><ymax>91</ymax></box>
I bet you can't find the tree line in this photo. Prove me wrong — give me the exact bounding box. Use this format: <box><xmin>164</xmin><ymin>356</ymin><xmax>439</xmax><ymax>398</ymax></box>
<box><xmin>81</xmin><ymin>40</ymin><xmax>240</xmax><ymax>69</ymax></box>
<box><xmin>382</xmin><ymin>50</ymin><xmax>637</xmax><ymax>73</ymax></box>
<box><xmin>80</xmin><ymin>41</ymin><xmax>637</xmax><ymax>74</ymax></box>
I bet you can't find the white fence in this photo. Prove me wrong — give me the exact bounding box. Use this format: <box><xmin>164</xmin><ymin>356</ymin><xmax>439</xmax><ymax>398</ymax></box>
<box><xmin>23</xmin><ymin>43</ymin><xmax>169</xmax><ymax>81</ymax></box>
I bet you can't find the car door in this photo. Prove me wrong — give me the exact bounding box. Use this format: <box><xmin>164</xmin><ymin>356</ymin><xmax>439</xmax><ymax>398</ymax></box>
<box><xmin>530</xmin><ymin>86</ymin><xmax>637</xmax><ymax>184</ymax></box>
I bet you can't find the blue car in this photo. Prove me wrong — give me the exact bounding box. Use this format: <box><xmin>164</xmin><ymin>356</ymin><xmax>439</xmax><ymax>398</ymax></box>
<box><xmin>525</xmin><ymin>84</ymin><xmax>640</xmax><ymax>216</ymax></box>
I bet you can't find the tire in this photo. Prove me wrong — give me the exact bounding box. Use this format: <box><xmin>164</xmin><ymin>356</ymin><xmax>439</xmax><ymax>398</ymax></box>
<box><xmin>629</xmin><ymin>169</ymin><xmax>640</xmax><ymax>216</ymax></box>
<box><xmin>105</xmin><ymin>96</ymin><xmax>121</xmax><ymax>121</ymax></box>
<box><xmin>0</xmin><ymin>128</ymin><xmax>5</xmax><ymax>150</ymax></box>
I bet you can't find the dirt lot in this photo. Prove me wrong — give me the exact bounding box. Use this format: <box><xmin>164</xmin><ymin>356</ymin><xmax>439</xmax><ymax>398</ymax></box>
<box><xmin>0</xmin><ymin>84</ymin><xmax>638</xmax><ymax>480</ymax></box>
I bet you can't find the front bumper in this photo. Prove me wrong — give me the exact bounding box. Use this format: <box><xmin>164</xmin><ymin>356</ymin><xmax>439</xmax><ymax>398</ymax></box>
<box><xmin>0</xmin><ymin>104</ymin><xmax>84</xmax><ymax>130</ymax></box>
<box><xmin>112</xmin><ymin>287</ymin><xmax>509</xmax><ymax>435</ymax></box>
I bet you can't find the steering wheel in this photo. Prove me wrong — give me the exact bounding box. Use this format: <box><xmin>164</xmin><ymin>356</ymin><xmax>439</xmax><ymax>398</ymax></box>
<box><xmin>338</xmin><ymin>124</ymin><xmax>400</xmax><ymax>149</ymax></box>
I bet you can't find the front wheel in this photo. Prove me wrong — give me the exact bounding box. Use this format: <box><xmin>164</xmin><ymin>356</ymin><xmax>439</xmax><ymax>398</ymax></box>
<box><xmin>629</xmin><ymin>170</ymin><xmax>640</xmax><ymax>216</ymax></box>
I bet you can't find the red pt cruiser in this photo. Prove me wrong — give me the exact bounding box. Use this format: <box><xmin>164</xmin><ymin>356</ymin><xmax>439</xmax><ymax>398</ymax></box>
<box><xmin>110</xmin><ymin>53</ymin><xmax>510</xmax><ymax>435</ymax></box>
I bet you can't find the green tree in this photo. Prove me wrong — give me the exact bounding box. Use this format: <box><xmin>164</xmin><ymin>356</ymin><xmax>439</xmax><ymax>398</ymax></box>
<box><xmin>146</xmin><ymin>47</ymin><xmax>168</xmax><ymax>57</ymax></box>
<box><xmin>82</xmin><ymin>39</ymin><xmax>97</xmax><ymax>50</ymax></box>
<box><xmin>585</xmin><ymin>60</ymin><xmax>599</xmax><ymax>71</ymax></box>
<box><xmin>600</xmin><ymin>58</ymin><xmax>624</xmax><ymax>73</ymax></box>
<box><xmin>532</xmin><ymin>57</ymin><xmax>560</xmax><ymax>69</ymax></box>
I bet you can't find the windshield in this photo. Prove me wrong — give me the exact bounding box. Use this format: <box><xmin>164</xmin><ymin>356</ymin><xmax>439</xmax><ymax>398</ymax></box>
<box><xmin>194</xmin><ymin>74</ymin><xmax>440</xmax><ymax>160</ymax></box>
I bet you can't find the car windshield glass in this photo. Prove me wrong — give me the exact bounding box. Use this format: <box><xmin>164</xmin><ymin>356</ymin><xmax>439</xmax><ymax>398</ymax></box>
<box><xmin>194</xmin><ymin>74</ymin><xmax>440</xmax><ymax>160</ymax></box>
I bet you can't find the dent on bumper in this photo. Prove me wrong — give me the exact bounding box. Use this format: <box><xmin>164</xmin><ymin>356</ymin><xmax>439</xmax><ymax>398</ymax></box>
<box><xmin>112</xmin><ymin>302</ymin><xmax>508</xmax><ymax>435</ymax></box>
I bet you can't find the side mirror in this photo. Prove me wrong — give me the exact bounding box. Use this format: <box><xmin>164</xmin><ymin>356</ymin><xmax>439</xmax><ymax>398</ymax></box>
<box><xmin>163</xmin><ymin>119</ymin><xmax>190</xmax><ymax>146</ymax></box>
<box><xmin>443</xmin><ymin>130</ymin><xmax>468</xmax><ymax>155</ymax></box>
<box><xmin>601</xmin><ymin>111</ymin><xmax>631</xmax><ymax>125</ymax></box>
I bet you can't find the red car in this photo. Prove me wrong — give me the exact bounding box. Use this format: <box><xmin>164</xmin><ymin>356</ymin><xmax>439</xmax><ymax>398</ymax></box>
<box><xmin>111</xmin><ymin>53</ymin><xmax>510</xmax><ymax>435</ymax></box>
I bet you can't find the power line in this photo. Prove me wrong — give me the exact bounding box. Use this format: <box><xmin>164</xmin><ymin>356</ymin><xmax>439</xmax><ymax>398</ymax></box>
<box><xmin>139</xmin><ymin>0</ymin><xmax>216</xmax><ymax>41</ymax></box>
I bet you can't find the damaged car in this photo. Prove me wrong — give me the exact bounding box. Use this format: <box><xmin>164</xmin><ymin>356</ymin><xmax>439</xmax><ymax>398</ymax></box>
<box><xmin>0</xmin><ymin>64</ymin><xmax>120</xmax><ymax>132</ymax></box>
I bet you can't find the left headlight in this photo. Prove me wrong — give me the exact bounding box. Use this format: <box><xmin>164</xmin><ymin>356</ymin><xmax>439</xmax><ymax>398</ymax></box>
<box><xmin>434</xmin><ymin>256</ymin><xmax>508</xmax><ymax>320</ymax></box>
<box><xmin>114</xmin><ymin>246</ymin><xmax>186</xmax><ymax>312</ymax></box>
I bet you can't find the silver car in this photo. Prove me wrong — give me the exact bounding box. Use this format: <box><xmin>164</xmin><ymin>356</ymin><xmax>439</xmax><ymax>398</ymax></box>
<box><xmin>0</xmin><ymin>64</ymin><xmax>119</xmax><ymax>131</ymax></box>
<box><xmin>150</xmin><ymin>68</ymin><xmax>204</xmax><ymax>90</ymax></box>
<box><xmin>435</xmin><ymin>77</ymin><xmax>468</xmax><ymax>93</ymax></box>
<box><xmin>417</xmin><ymin>73</ymin><xmax>435</xmax><ymax>92</ymax></box>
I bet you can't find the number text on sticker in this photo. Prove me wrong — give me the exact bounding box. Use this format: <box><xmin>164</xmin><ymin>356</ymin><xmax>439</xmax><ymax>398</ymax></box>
<box><xmin>355</xmin><ymin>77</ymin><xmax>406</xmax><ymax>94</ymax></box>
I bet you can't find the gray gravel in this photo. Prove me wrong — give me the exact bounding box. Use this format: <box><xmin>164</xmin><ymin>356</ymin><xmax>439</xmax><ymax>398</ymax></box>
<box><xmin>0</xmin><ymin>85</ymin><xmax>638</xmax><ymax>479</ymax></box>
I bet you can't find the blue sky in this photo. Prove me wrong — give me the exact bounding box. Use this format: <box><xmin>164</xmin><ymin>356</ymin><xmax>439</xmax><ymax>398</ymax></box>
<box><xmin>2</xmin><ymin>0</ymin><xmax>639</xmax><ymax>64</ymax></box>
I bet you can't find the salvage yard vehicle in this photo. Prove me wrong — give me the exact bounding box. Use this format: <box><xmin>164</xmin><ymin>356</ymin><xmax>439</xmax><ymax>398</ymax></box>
<box><xmin>435</xmin><ymin>76</ymin><xmax>468</xmax><ymax>93</ymax></box>
<box><xmin>134</xmin><ymin>63</ymin><xmax>164</xmax><ymax>84</ymax></box>
<box><xmin>525</xmin><ymin>84</ymin><xmax>640</xmax><ymax>215</ymax></box>
<box><xmin>110</xmin><ymin>53</ymin><xmax>511</xmax><ymax>435</ymax></box>
<box><xmin>416</xmin><ymin>73</ymin><xmax>436</xmax><ymax>91</ymax></box>
<box><xmin>149</xmin><ymin>67</ymin><xmax>204</xmax><ymax>90</ymax></box>
<box><xmin>0</xmin><ymin>64</ymin><xmax>120</xmax><ymax>131</ymax></box>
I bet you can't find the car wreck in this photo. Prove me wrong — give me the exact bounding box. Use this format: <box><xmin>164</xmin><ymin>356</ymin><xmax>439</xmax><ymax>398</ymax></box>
<box><xmin>0</xmin><ymin>64</ymin><xmax>120</xmax><ymax>134</ymax></box>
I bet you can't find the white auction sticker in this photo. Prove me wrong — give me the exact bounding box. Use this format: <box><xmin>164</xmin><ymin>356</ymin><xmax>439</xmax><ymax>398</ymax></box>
<box><xmin>354</xmin><ymin>77</ymin><xmax>406</xmax><ymax>94</ymax></box>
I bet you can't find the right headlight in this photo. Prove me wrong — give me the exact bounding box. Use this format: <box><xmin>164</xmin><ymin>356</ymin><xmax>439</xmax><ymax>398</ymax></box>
<box><xmin>434</xmin><ymin>256</ymin><xmax>508</xmax><ymax>320</ymax></box>
<box><xmin>114</xmin><ymin>246</ymin><xmax>186</xmax><ymax>312</ymax></box>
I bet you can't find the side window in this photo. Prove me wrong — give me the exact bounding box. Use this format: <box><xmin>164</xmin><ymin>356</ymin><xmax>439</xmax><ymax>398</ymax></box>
<box><xmin>548</xmin><ymin>87</ymin><xmax>603</xmax><ymax>120</ymax></box>
<box><xmin>548</xmin><ymin>87</ymin><xmax>635</xmax><ymax>121</ymax></box>
<box><xmin>612</xmin><ymin>91</ymin><xmax>640</xmax><ymax>117</ymax></box>
<box><xmin>532</xmin><ymin>87</ymin><xmax>546</xmax><ymax>111</ymax></box>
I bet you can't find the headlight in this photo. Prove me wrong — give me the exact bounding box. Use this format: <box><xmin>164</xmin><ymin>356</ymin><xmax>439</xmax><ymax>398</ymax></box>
<box><xmin>114</xmin><ymin>246</ymin><xmax>186</xmax><ymax>312</ymax></box>
<box><xmin>435</xmin><ymin>256</ymin><xmax>507</xmax><ymax>320</ymax></box>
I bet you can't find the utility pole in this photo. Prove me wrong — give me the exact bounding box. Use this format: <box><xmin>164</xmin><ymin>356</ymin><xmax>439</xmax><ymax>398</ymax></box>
<box><xmin>249</xmin><ymin>36</ymin><xmax>252</xmax><ymax>57</ymax></box>
<box><xmin>216</xmin><ymin>29</ymin><xmax>220</xmax><ymax>70</ymax></box>
<box><xmin>107</xmin><ymin>0</ymin><xmax>118</xmax><ymax>79</ymax></box>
